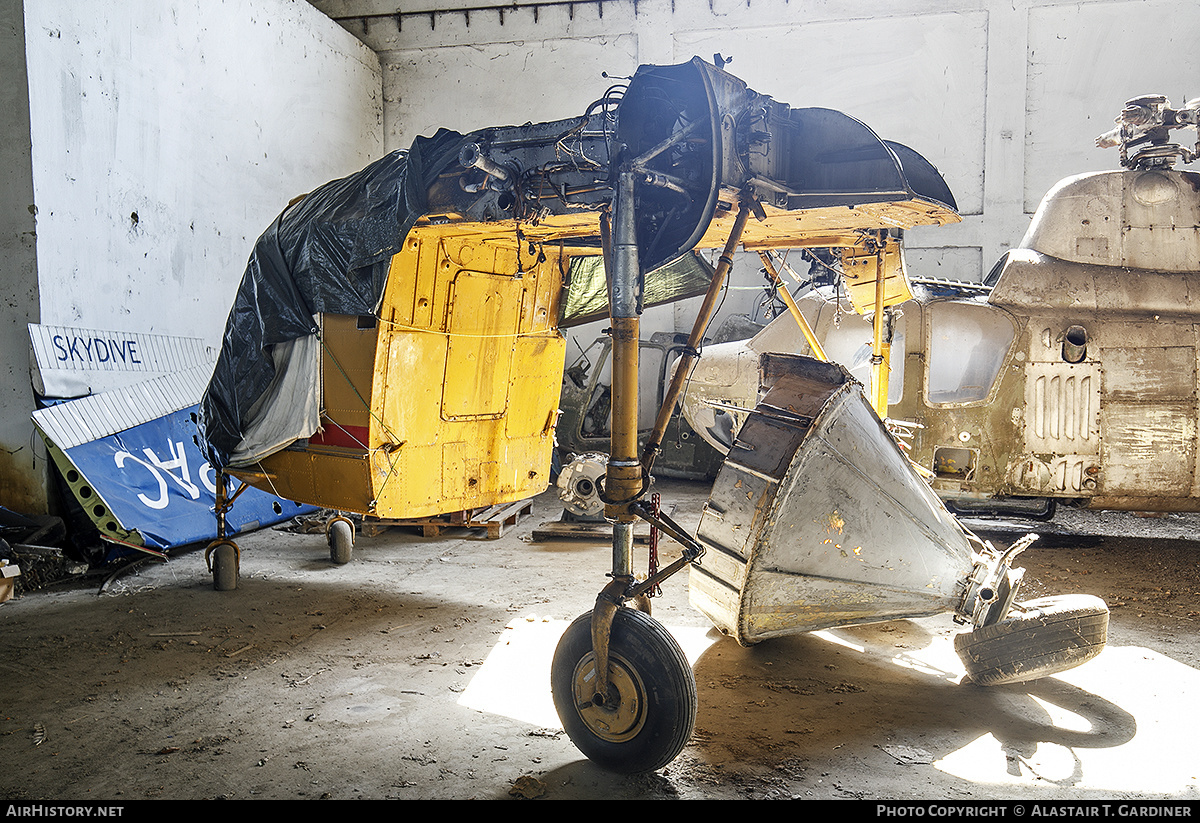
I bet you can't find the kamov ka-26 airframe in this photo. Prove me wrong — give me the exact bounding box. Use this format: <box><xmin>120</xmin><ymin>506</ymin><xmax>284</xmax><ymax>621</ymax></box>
<box><xmin>197</xmin><ymin>58</ymin><xmax>1108</xmax><ymax>774</ymax></box>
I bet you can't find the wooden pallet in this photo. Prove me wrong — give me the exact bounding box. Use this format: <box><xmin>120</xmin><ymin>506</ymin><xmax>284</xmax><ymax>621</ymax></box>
<box><xmin>530</xmin><ymin>502</ymin><xmax>675</xmax><ymax>543</ymax></box>
<box><xmin>530</xmin><ymin>519</ymin><xmax>653</xmax><ymax>543</ymax></box>
<box><xmin>364</xmin><ymin>498</ymin><xmax>534</xmax><ymax>539</ymax></box>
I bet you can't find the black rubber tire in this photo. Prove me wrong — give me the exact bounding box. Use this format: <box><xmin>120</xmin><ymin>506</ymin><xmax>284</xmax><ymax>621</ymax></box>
<box><xmin>955</xmin><ymin>594</ymin><xmax>1108</xmax><ymax>686</ymax></box>
<box><xmin>212</xmin><ymin>542</ymin><xmax>239</xmax><ymax>591</ymax></box>
<box><xmin>551</xmin><ymin>608</ymin><xmax>696</xmax><ymax>773</ymax></box>
<box><xmin>329</xmin><ymin>520</ymin><xmax>353</xmax><ymax>565</ymax></box>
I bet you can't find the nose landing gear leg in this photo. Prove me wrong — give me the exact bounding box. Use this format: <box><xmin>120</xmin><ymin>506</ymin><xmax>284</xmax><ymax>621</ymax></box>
<box><xmin>550</xmin><ymin>165</ymin><xmax>752</xmax><ymax>770</ymax></box>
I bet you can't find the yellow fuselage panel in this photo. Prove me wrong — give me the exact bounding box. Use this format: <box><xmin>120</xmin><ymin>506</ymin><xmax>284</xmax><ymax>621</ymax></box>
<box><xmin>242</xmin><ymin>224</ymin><xmax>571</xmax><ymax>518</ymax></box>
<box><xmin>371</xmin><ymin>229</ymin><xmax>568</xmax><ymax>516</ymax></box>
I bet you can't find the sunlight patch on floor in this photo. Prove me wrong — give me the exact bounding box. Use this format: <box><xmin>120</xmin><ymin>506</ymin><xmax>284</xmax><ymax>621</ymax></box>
<box><xmin>459</xmin><ymin>615</ymin><xmax>1200</xmax><ymax>796</ymax></box>
<box><xmin>933</xmin><ymin>646</ymin><xmax>1200</xmax><ymax>794</ymax></box>
<box><xmin>456</xmin><ymin>614</ymin><xmax>719</xmax><ymax>728</ymax></box>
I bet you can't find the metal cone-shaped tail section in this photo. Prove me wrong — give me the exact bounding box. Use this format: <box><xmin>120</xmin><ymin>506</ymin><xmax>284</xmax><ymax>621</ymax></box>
<box><xmin>691</xmin><ymin>353</ymin><xmax>978</xmax><ymax>645</ymax></box>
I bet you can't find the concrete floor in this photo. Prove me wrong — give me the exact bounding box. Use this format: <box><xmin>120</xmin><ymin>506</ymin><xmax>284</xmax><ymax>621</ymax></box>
<box><xmin>1</xmin><ymin>478</ymin><xmax>1199</xmax><ymax>801</ymax></box>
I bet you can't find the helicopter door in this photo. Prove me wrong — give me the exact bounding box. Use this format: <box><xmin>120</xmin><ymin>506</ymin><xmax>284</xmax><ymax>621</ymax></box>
<box><xmin>1096</xmin><ymin>344</ymin><xmax>1197</xmax><ymax>499</ymax></box>
<box><xmin>923</xmin><ymin>301</ymin><xmax>1016</xmax><ymax>485</ymax></box>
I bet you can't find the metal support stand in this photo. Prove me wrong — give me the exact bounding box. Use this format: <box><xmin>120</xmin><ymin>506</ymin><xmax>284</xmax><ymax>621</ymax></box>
<box><xmin>758</xmin><ymin>250</ymin><xmax>828</xmax><ymax>361</ymax></box>
<box><xmin>870</xmin><ymin>250</ymin><xmax>892</xmax><ymax>419</ymax></box>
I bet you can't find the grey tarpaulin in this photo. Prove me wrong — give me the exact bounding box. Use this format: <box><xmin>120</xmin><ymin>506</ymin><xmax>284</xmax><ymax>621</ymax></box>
<box><xmin>197</xmin><ymin>129</ymin><xmax>472</xmax><ymax>469</ymax></box>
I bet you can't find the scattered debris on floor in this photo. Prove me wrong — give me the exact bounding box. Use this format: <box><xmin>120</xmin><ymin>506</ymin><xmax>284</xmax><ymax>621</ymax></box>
<box><xmin>508</xmin><ymin>774</ymin><xmax>547</xmax><ymax>799</ymax></box>
<box><xmin>0</xmin><ymin>506</ymin><xmax>79</xmax><ymax>596</ymax></box>
<box><xmin>0</xmin><ymin>558</ymin><xmax>18</xmax><ymax>604</ymax></box>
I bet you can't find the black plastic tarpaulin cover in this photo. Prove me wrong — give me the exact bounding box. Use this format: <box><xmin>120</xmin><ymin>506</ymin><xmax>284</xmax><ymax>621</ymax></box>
<box><xmin>198</xmin><ymin>129</ymin><xmax>471</xmax><ymax>469</ymax></box>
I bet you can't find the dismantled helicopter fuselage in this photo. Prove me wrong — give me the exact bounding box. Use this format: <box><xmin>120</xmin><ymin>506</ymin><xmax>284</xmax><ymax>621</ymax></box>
<box><xmin>198</xmin><ymin>58</ymin><xmax>1109</xmax><ymax>773</ymax></box>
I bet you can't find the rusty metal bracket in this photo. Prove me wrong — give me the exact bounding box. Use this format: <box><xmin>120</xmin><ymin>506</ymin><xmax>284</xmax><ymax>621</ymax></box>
<box><xmin>628</xmin><ymin>499</ymin><xmax>706</xmax><ymax>562</ymax></box>
<box><xmin>204</xmin><ymin>538</ymin><xmax>241</xmax><ymax>573</ymax></box>
<box><xmin>324</xmin><ymin>513</ymin><xmax>355</xmax><ymax>539</ymax></box>
<box><xmin>589</xmin><ymin>577</ymin><xmax>632</xmax><ymax>702</ymax></box>
<box><xmin>586</xmin><ymin>499</ymin><xmax>708</xmax><ymax>698</ymax></box>
<box><xmin>210</xmin><ymin>471</ymin><xmax>250</xmax><ymax>540</ymax></box>
<box><xmin>624</xmin><ymin>499</ymin><xmax>707</xmax><ymax>601</ymax></box>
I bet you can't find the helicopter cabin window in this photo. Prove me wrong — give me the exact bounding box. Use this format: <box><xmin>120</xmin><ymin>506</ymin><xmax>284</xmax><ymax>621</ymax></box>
<box><xmin>925</xmin><ymin>302</ymin><xmax>1014</xmax><ymax>405</ymax></box>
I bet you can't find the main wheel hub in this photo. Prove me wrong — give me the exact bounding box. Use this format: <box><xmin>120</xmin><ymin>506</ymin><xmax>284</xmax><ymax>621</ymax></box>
<box><xmin>573</xmin><ymin>653</ymin><xmax>647</xmax><ymax>743</ymax></box>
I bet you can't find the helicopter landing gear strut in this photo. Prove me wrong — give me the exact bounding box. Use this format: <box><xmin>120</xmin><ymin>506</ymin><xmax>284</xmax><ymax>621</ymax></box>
<box><xmin>550</xmin><ymin>165</ymin><xmax>753</xmax><ymax>771</ymax></box>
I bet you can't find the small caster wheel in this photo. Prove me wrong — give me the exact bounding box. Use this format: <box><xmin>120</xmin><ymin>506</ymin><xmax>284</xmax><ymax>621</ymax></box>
<box><xmin>328</xmin><ymin>518</ymin><xmax>354</xmax><ymax>565</ymax></box>
<box><xmin>207</xmin><ymin>540</ymin><xmax>240</xmax><ymax>591</ymax></box>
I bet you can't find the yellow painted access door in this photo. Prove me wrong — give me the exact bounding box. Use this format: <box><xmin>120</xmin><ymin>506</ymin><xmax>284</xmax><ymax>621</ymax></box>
<box><xmin>440</xmin><ymin>271</ymin><xmax>522</xmax><ymax>420</ymax></box>
<box><xmin>242</xmin><ymin>225</ymin><xmax>571</xmax><ymax>519</ymax></box>
<box><xmin>368</xmin><ymin>230</ymin><xmax>568</xmax><ymax>518</ymax></box>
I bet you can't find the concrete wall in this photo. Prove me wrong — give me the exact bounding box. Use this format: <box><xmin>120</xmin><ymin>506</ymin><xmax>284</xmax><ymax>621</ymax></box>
<box><xmin>0</xmin><ymin>0</ymin><xmax>41</xmax><ymax>511</ymax></box>
<box><xmin>23</xmin><ymin>0</ymin><xmax>383</xmax><ymax>341</ymax></box>
<box><xmin>0</xmin><ymin>0</ymin><xmax>383</xmax><ymax>513</ymax></box>
<box><xmin>313</xmin><ymin>0</ymin><xmax>1199</xmax><ymax>340</ymax></box>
